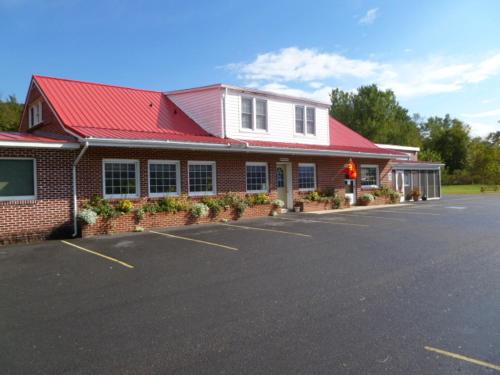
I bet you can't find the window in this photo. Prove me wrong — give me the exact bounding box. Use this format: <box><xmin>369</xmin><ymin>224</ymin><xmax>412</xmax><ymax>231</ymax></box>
<box><xmin>103</xmin><ymin>159</ymin><xmax>140</xmax><ymax>198</ymax></box>
<box><xmin>241</xmin><ymin>97</ymin><xmax>253</xmax><ymax>129</ymax></box>
<box><xmin>246</xmin><ymin>162</ymin><xmax>268</xmax><ymax>193</ymax></box>
<box><xmin>360</xmin><ymin>165</ymin><xmax>379</xmax><ymax>188</ymax></box>
<box><xmin>241</xmin><ymin>97</ymin><xmax>267</xmax><ymax>131</ymax></box>
<box><xmin>148</xmin><ymin>160</ymin><xmax>180</xmax><ymax>197</ymax></box>
<box><xmin>255</xmin><ymin>99</ymin><xmax>267</xmax><ymax>130</ymax></box>
<box><xmin>188</xmin><ymin>161</ymin><xmax>216</xmax><ymax>196</ymax></box>
<box><xmin>298</xmin><ymin>163</ymin><xmax>316</xmax><ymax>191</ymax></box>
<box><xmin>295</xmin><ymin>106</ymin><xmax>304</xmax><ymax>133</ymax></box>
<box><xmin>306</xmin><ymin>107</ymin><xmax>315</xmax><ymax>135</ymax></box>
<box><xmin>295</xmin><ymin>105</ymin><xmax>316</xmax><ymax>135</ymax></box>
<box><xmin>29</xmin><ymin>101</ymin><xmax>43</xmax><ymax>127</ymax></box>
<box><xmin>0</xmin><ymin>158</ymin><xmax>36</xmax><ymax>201</ymax></box>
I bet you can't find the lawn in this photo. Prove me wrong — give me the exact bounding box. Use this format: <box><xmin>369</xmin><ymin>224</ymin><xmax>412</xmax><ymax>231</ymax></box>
<box><xmin>442</xmin><ymin>184</ymin><xmax>499</xmax><ymax>194</ymax></box>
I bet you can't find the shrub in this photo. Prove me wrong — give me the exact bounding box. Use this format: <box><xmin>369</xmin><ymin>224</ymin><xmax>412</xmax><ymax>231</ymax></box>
<box><xmin>78</xmin><ymin>208</ymin><xmax>98</xmax><ymax>225</ymax></box>
<box><xmin>245</xmin><ymin>193</ymin><xmax>270</xmax><ymax>206</ymax></box>
<box><xmin>360</xmin><ymin>193</ymin><xmax>375</xmax><ymax>202</ymax></box>
<box><xmin>142</xmin><ymin>202</ymin><xmax>160</xmax><ymax>214</ymax></box>
<box><xmin>271</xmin><ymin>199</ymin><xmax>285</xmax><ymax>208</ymax></box>
<box><xmin>158</xmin><ymin>197</ymin><xmax>181</xmax><ymax>213</ymax></box>
<box><xmin>234</xmin><ymin>200</ymin><xmax>248</xmax><ymax>215</ymax></box>
<box><xmin>332</xmin><ymin>196</ymin><xmax>342</xmax><ymax>209</ymax></box>
<box><xmin>305</xmin><ymin>191</ymin><xmax>321</xmax><ymax>202</ymax></box>
<box><xmin>135</xmin><ymin>207</ymin><xmax>145</xmax><ymax>221</ymax></box>
<box><xmin>190</xmin><ymin>203</ymin><xmax>209</xmax><ymax>218</ymax></box>
<box><xmin>388</xmin><ymin>191</ymin><xmax>400</xmax><ymax>204</ymax></box>
<box><xmin>201</xmin><ymin>197</ymin><xmax>223</xmax><ymax>215</ymax></box>
<box><xmin>115</xmin><ymin>199</ymin><xmax>134</xmax><ymax>214</ymax></box>
<box><xmin>83</xmin><ymin>195</ymin><xmax>117</xmax><ymax>218</ymax></box>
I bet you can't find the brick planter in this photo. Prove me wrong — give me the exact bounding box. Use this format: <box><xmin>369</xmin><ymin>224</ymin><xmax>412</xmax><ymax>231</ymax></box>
<box><xmin>81</xmin><ymin>204</ymin><xmax>274</xmax><ymax>237</ymax></box>
<box><xmin>295</xmin><ymin>200</ymin><xmax>335</xmax><ymax>212</ymax></box>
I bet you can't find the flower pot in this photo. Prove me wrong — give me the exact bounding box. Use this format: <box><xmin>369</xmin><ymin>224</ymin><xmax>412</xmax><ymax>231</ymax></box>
<box><xmin>294</xmin><ymin>206</ymin><xmax>301</xmax><ymax>213</ymax></box>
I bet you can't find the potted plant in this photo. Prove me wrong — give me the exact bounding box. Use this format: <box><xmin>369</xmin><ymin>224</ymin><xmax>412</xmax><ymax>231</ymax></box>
<box><xmin>271</xmin><ymin>199</ymin><xmax>285</xmax><ymax>215</ymax></box>
<box><xmin>359</xmin><ymin>193</ymin><xmax>375</xmax><ymax>206</ymax></box>
<box><xmin>411</xmin><ymin>188</ymin><xmax>420</xmax><ymax>202</ymax></box>
<box><xmin>421</xmin><ymin>192</ymin><xmax>427</xmax><ymax>201</ymax></box>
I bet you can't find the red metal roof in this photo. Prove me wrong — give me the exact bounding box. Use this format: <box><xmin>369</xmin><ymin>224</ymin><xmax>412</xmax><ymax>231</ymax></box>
<box><xmin>0</xmin><ymin>132</ymin><xmax>72</xmax><ymax>143</ymax></box>
<box><xmin>34</xmin><ymin>75</ymin><xmax>215</xmax><ymax>140</ymax></box>
<box><xmin>31</xmin><ymin>75</ymin><xmax>404</xmax><ymax>157</ymax></box>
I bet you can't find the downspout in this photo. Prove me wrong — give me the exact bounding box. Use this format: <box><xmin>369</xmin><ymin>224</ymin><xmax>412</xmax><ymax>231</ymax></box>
<box><xmin>72</xmin><ymin>142</ymin><xmax>89</xmax><ymax>237</ymax></box>
<box><xmin>222</xmin><ymin>87</ymin><xmax>228</xmax><ymax>138</ymax></box>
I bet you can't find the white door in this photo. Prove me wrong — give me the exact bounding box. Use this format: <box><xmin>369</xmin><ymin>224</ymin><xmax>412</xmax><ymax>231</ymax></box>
<box><xmin>395</xmin><ymin>171</ymin><xmax>405</xmax><ymax>202</ymax></box>
<box><xmin>276</xmin><ymin>164</ymin><xmax>288</xmax><ymax>206</ymax></box>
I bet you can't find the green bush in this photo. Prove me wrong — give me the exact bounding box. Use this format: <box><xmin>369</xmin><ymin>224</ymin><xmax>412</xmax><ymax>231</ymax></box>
<box><xmin>115</xmin><ymin>199</ymin><xmax>134</xmax><ymax>214</ymax></box>
<box><xmin>191</xmin><ymin>202</ymin><xmax>209</xmax><ymax>218</ymax></box>
<box><xmin>83</xmin><ymin>195</ymin><xmax>117</xmax><ymax>218</ymax></box>
<box><xmin>201</xmin><ymin>197</ymin><xmax>224</xmax><ymax>215</ymax></box>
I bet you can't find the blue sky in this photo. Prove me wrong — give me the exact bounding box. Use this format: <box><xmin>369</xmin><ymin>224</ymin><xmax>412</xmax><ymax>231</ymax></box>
<box><xmin>1</xmin><ymin>0</ymin><xmax>499</xmax><ymax>137</ymax></box>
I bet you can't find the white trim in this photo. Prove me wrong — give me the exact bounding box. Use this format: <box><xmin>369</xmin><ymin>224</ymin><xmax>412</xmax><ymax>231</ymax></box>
<box><xmin>187</xmin><ymin>161</ymin><xmax>217</xmax><ymax>196</ymax></box>
<box><xmin>245</xmin><ymin>162</ymin><xmax>269</xmax><ymax>193</ymax></box>
<box><xmin>102</xmin><ymin>159</ymin><xmax>140</xmax><ymax>199</ymax></box>
<box><xmin>0</xmin><ymin>140</ymin><xmax>80</xmax><ymax>149</ymax></box>
<box><xmin>28</xmin><ymin>100</ymin><xmax>43</xmax><ymax>128</ymax></box>
<box><xmin>376</xmin><ymin>144</ymin><xmax>420</xmax><ymax>152</ymax></box>
<box><xmin>147</xmin><ymin>160</ymin><xmax>181</xmax><ymax>198</ymax></box>
<box><xmin>360</xmin><ymin>164</ymin><xmax>380</xmax><ymax>189</ymax></box>
<box><xmin>0</xmin><ymin>157</ymin><xmax>37</xmax><ymax>201</ymax></box>
<box><xmin>276</xmin><ymin>162</ymin><xmax>293</xmax><ymax>209</ymax></box>
<box><xmin>298</xmin><ymin>163</ymin><xmax>317</xmax><ymax>191</ymax></box>
<box><xmin>294</xmin><ymin>105</ymin><xmax>317</xmax><ymax>137</ymax></box>
<box><xmin>392</xmin><ymin>163</ymin><xmax>443</xmax><ymax>170</ymax></box>
<box><xmin>239</xmin><ymin>96</ymin><xmax>268</xmax><ymax>133</ymax></box>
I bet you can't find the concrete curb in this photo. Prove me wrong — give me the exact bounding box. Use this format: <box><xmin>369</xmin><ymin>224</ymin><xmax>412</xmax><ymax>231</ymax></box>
<box><xmin>304</xmin><ymin>203</ymin><xmax>413</xmax><ymax>215</ymax></box>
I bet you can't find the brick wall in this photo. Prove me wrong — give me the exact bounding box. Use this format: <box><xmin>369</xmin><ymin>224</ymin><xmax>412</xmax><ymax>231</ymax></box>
<box><xmin>1</xmin><ymin>145</ymin><xmax>392</xmax><ymax>243</ymax></box>
<box><xmin>0</xmin><ymin>148</ymin><xmax>76</xmax><ymax>244</ymax></box>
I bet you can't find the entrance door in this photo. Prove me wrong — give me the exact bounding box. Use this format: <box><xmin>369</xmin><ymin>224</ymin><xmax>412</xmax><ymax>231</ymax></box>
<box><xmin>395</xmin><ymin>170</ymin><xmax>405</xmax><ymax>202</ymax></box>
<box><xmin>276</xmin><ymin>164</ymin><xmax>288</xmax><ymax>207</ymax></box>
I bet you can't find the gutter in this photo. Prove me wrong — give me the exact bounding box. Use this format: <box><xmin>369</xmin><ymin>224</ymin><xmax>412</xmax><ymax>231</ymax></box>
<box><xmin>72</xmin><ymin>142</ymin><xmax>89</xmax><ymax>237</ymax></box>
<box><xmin>0</xmin><ymin>140</ymin><xmax>80</xmax><ymax>149</ymax></box>
<box><xmin>84</xmin><ymin>137</ymin><xmax>405</xmax><ymax>160</ymax></box>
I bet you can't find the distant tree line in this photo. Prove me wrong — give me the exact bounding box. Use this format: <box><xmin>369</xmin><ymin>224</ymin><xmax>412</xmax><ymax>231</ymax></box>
<box><xmin>331</xmin><ymin>85</ymin><xmax>500</xmax><ymax>185</ymax></box>
<box><xmin>0</xmin><ymin>95</ymin><xmax>23</xmax><ymax>132</ymax></box>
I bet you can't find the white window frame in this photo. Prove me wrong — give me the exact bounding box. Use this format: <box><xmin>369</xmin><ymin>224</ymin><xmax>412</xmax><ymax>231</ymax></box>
<box><xmin>298</xmin><ymin>163</ymin><xmax>317</xmax><ymax>192</ymax></box>
<box><xmin>0</xmin><ymin>157</ymin><xmax>37</xmax><ymax>201</ymax></box>
<box><xmin>294</xmin><ymin>105</ymin><xmax>316</xmax><ymax>137</ymax></box>
<box><xmin>360</xmin><ymin>164</ymin><xmax>380</xmax><ymax>189</ymax></box>
<box><xmin>240</xmin><ymin>96</ymin><xmax>268</xmax><ymax>132</ymax></box>
<box><xmin>147</xmin><ymin>160</ymin><xmax>180</xmax><ymax>198</ymax></box>
<box><xmin>245</xmin><ymin>162</ymin><xmax>269</xmax><ymax>193</ymax></box>
<box><xmin>187</xmin><ymin>161</ymin><xmax>217</xmax><ymax>196</ymax></box>
<box><xmin>102</xmin><ymin>159</ymin><xmax>140</xmax><ymax>199</ymax></box>
<box><xmin>28</xmin><ymin>101</ymin><xmax>43</xmax><ymax>128</ymax></box>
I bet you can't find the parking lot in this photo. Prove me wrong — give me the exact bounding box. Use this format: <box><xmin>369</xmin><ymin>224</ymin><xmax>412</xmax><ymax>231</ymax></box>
<box><xmin>1</xmin><ymin>194</ymin><xmax>500</xmax><ymax>374</ymax></box>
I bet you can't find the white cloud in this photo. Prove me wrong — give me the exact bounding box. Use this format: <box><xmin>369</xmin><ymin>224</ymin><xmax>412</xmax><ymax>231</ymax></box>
<box><xmin>226</xmin><ymin>47</ymin><xmax>500</xmax><ymax>99</ymax></box>
<box><xmin>466</xmin><ymin>121</ymin><xmax>500</xmax><ymax>137</ymax></box>
<box><xmin>461</xmin><ymin>108</ymin><xmax>500</xmax><ymax>118</ymax></box>
<box><xmin>359</xmin><ymin>8</ymin><xmax>379</xmax><ymax>25</ymax></box>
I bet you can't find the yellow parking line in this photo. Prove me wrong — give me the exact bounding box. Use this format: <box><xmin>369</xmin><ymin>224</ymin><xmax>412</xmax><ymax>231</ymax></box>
<box><xmin>425</xmin><ymin>346</ymin><xmax>500</xmax><ymax>372</ymax></box>
<box><xmin>60</xmin><ymin>240</ymin><xmax>134</xmax><ymax>269</ymax></box>
<box><xmin>222</xmin><ymin>223</ymin><xmax>311</xmax><ymax>237</ymax></box>
<box><xmin>377</xmin><ymin>210</ymin><xmax>441</xmax><ymax>216</ymax></box>
<box><xmin>149</xmin><ymin>230</ymin><xmax>238</xmax><ymax>251</ymax></box>
<box><xmin>276</xmin><ymin>216</ymin><xmax>369</xmax><ymax>227</ymax></box>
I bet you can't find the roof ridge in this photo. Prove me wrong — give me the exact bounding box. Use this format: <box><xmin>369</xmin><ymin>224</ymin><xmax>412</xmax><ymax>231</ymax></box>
<box><xmin>33</xmin><ymin>75</ymin><xmax>163</xmax><ymax>94</ymax></box>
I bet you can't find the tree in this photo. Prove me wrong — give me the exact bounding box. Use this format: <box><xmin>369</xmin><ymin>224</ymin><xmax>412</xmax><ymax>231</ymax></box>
<box><xmin>0</xmin><ymin>95</ymin><xmax>23</xmax><ymax>131</ymax></box>
<box><xmin>330</xmin><ymin>84</ymin><xmax>422</xmax><ymax>146</ymax></box>
<box><xmin>421</xmin><ymin>115</ymin><xmax>470</xmax><ymax>173</ymax></box>
<box><xmin>467</xmin><ymin>137</ymin><xmax>500</xmax><ymax>184</ymax></box>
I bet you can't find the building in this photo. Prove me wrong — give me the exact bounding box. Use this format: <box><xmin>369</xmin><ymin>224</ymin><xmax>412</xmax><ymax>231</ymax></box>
<box><xmin>0</xmin><ymin>76</ymin><xmax>442</xmax><ymax>243</ymax></box>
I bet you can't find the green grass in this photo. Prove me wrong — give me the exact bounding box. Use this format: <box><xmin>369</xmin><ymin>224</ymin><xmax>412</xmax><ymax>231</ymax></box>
<box><xmin>442</xmin><ymin>184</ymin><xmax>499</xmax><ymax>194</ymax></box>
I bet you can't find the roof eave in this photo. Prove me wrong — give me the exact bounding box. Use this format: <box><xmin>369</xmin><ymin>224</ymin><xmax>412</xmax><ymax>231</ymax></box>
<box><xmin>84</xmin><ymin>137</ymin><xmax>405</xmax><ymax>159</ymax></box>
<box><xmin>0</xmin><ymin>140</ymin><xmax>80</xmax><ymax>149</ymax></box>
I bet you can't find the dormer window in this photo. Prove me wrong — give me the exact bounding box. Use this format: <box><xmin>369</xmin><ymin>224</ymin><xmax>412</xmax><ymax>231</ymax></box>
<box><xmin>29</xmin><ymin>101</ymin><xmax>43</xmax><ymax>128</ymax></box>
<box><xmin>241</xmin><ymin>97</ymin><xmax>267</xmax><ymax>131</ymax></box>
<box><xmin>295</xmin><ymin>105</ymin><xmax>316</xmax><ymax>135</ymax></box>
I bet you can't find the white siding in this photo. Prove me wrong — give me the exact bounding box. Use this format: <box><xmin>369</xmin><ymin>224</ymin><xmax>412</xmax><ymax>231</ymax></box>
<box><xmin>225</xmin><ymin>90</ymin><xmax>330</xmax><ymax>145</ymax></box>
<box><xmin>167</xmin><ymin>87</ymin><xmax>223</xmax><ymax>137</ymax></box>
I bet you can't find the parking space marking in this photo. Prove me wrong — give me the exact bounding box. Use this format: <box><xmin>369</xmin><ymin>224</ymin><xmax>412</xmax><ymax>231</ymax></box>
<box><xmin>221</xmin><ymin>223</ymin><xmax>311</xmax><ymax>237</ymax></box>
<box><xmin>149</xmin><ymin>231</ymin><xmax>238</xmax><ymax>251</ymax></box>
<box><xmin>335</xmin><ymin>213</ymin><xmax>407</xmax><ymax>222</ymax></box>
<box><xmin>376</xmin><ymin>209</ymin><xmax>441</xmax><ymax>216</ymax></box>
<box><xmin>276</xmin><ymin>216</ymin><xmax>369</xmax><ymax>227</ymax></box>
<box><xmin>425</xmin><ymin>346</ymin><xmax>500</xmax><ymax>372</ymax></box>
<box><xmin>60</xmin><ymin>240</ymin><xmax>135</xmax><ymax>269</ymax></box>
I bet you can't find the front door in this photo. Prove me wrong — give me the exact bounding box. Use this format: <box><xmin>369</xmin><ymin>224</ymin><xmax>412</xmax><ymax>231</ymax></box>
<box><xmin>276</xmin><ymin>164</ymin><xmax>288</xmax><ymax>207</ymax></box>
<box><xmin>395</xmin><ymin>170</ymin><xmax>405</xmax><ymax>202</ymax></box>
